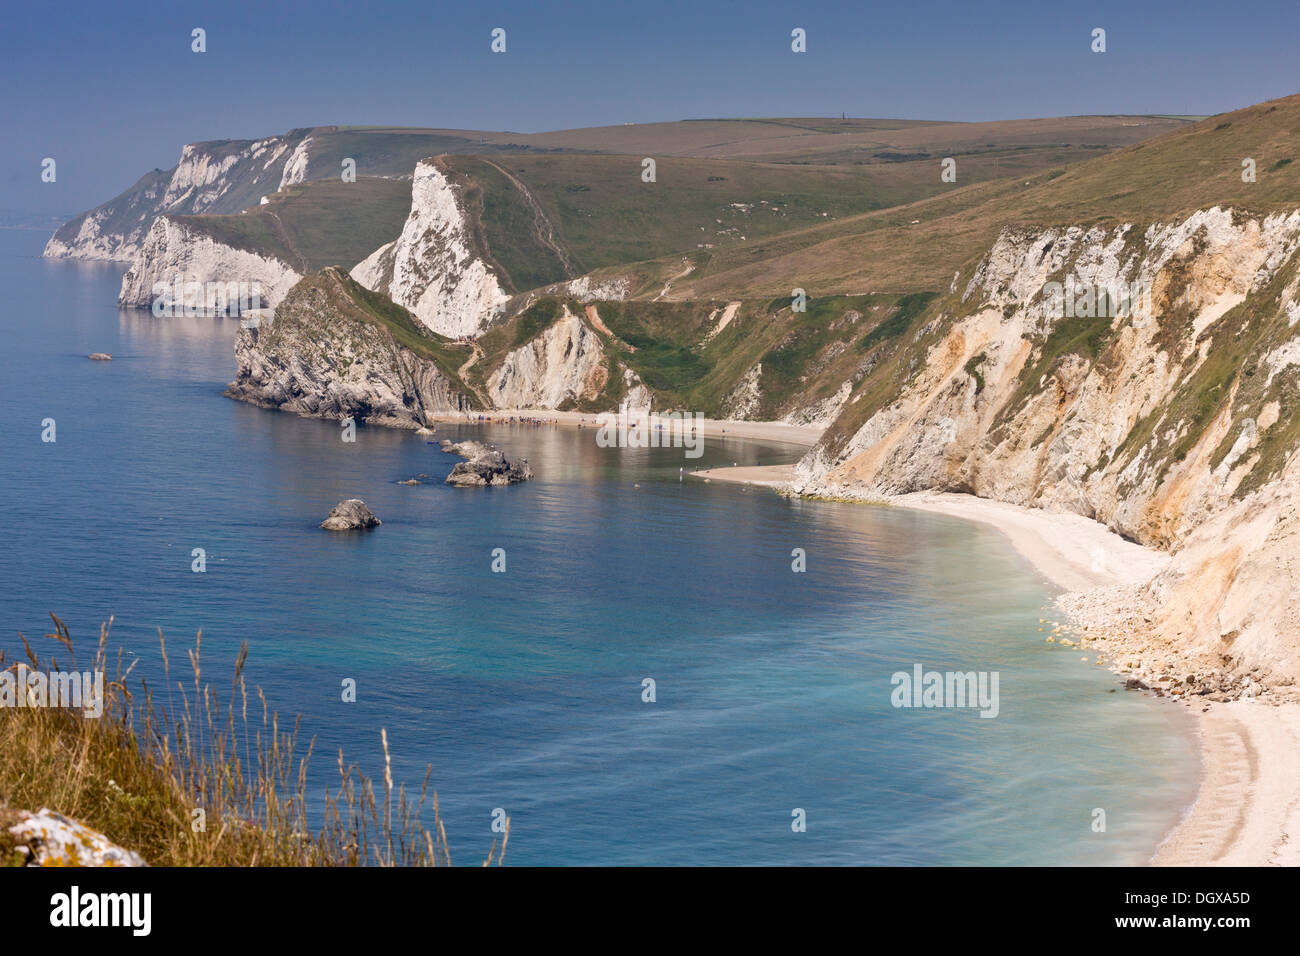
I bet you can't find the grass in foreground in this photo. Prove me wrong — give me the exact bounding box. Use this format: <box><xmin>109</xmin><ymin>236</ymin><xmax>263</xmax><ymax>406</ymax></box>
<box><xmin>0</xmin><ymin>615</ymin><xmax>506</xmax><ymax>867</ymax></box>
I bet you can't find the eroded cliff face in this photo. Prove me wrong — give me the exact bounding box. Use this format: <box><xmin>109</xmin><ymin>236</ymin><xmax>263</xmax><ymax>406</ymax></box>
<box><xmin>118</xmin><ymin>217</ymin><xmax>302</xmax><ymax>311</ymax></box>
<box><xmin>486</xmin><ymin>306</ymin><xmax>612</xmax><ymax>408</ymax></box>
<box><xmin>350</xmin><ymin>158</ymin><xmax>508</xmax><ymax>337</ymax></box>
<box><xmin>226</xmin><ymin>268</ymin><xmax>472</xmax><ymax>429</ymax></box>
<box><xmin>793</xmin><ymin>205</ymin><xmax>1300</xmax><ymax>681</ymax></box>
<box><xmin>797</xmin><ymin>207</ymin><xmax>1300</xmax><ymax>538</ymax></box>
<box><xmin>45</xmin><ymin>133</ymin><xmax>311</xmax><ymax>262</ymax></box>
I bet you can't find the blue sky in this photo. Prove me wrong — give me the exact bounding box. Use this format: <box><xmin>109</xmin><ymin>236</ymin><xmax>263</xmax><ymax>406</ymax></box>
<box><xmin>4</xmin><ymin>0</ymin><xmax>1298</xmax><ymax>217</ymax></box>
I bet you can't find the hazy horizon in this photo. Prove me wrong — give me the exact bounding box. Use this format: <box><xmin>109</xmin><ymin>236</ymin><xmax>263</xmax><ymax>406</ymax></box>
<box><xmin>6</xmin><ymin>0</ymin><xmax>1299</xmax><ymax>218</ymax></box>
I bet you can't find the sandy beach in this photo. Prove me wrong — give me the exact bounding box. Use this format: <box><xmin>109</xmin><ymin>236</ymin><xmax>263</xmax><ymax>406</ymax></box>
<box><xmin>428</xmin><ymin>408</ymin><xmax>824</xmax><ymax>448</ymax></box>
<box><xmin>443</xmin><ymin>415</ymin><xmax>1297</xmax><ymax>866</ymax></box>
<box><xmin>894</xmin><ymin>494</ymin><xmax>1300</xmax><ymax>866</ymax></box>
<box><xmin>693</xmin><ymin>467</ymin><xmax>1300</xmax><ymax>866</ymax></box>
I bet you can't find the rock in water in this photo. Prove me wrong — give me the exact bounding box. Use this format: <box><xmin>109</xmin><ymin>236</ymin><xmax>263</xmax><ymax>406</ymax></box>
<box><xmin>88</xmin><ymin>353</ymin><xmax>112</xmax><ymax>361</ymax></box>
<box><xmin>320</xmin><ymin>498</ymin><xmax>381</xmax><ymax>530</ymax></box>
<box><xmin>441</xmin><ymin>440</ymin><xmax>534</xmax><ymax>487</ymax></box>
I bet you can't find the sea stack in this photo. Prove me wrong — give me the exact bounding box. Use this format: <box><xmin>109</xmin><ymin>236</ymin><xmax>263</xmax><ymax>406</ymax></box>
<box><xmin>441</xmin><ymin>439</ymin><xmax>534</xmax><ymax>487</ymax></box>
<box><xmin>320</xmin><ymin>499</ymin><xmax>381</xmax><ymax>531</ymax></box>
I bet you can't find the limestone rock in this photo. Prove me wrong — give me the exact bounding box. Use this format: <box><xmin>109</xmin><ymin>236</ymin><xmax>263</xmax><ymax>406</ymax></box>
<box><xmin>321</xmin><ymin>498</ymin><xmax>381</xmax><ymax>531</ymax></box>
<box><xmin>350</xmin><ymin>158</ymin><xmax>508</xmax><ymax>337</ymax></box>
<box><xmin>225</xmin><ymin>269</ymin><xmax>474</xmax><ymax>429</ymax></box>
<box><xmin>1</xmin><ymin>807</ymin><xmax>147</xmax><ymax>867</ymax></box>
<box><xmin>118</xmin><ymin>215</ymin><xmax>302</xmax><ymax>311</ymax></box>
<box><xmin>441</xmin><ymin>439</ymin><xmax>533</xmax><ymax>487</ymax></box>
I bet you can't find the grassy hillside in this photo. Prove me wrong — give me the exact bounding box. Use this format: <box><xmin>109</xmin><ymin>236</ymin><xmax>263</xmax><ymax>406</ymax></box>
<box><xmin>439</xmin><ymin>113</ymin><xmax>1193</xmax><ymax>286</ymax></box>
<box><xmin>170</xmin><ymin>177</ymin><xmax>412</xmax><ymax>273</ymax></box>
<box><xmin>309</xmin><ymin>268</ymin><xmax>475</xmax><ymax>388</ymax></box>
<box><xmin>53</xmin><ymin>113</ymin><xmax>1188</xmax><ymax>263</ymax></box>
<box><xmin>461</xmin><ymin>96</ymin><xmax>1300</xmax><ymax>426</ymax></box>
<box><xmin>498</xmin><ymin>114</ymin><xmax>1188</xmax><ymax>164</ymax></box>
<box><xmin>0</xmin><ymin>617</ymin><xmax>480</xmax><ymax>866</ymax></box>
<box><xmin>444</xmin><ymin>153</ymin><xmax>927</xmax><ymax>281</ymax></box>
<box><xmin>674</xmin><ymin>94</ymin><xmax>1300</xmax><ymax>300</ymax></box>
<box><xmin>469</xmin><ymin>289</ymin><xmax>949</xmax><ymax>420</ymax></box>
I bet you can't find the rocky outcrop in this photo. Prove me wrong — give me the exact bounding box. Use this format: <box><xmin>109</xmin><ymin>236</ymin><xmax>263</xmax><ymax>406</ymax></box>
<box><xmin>1</xmin><ymin>807</ymin><xmax>146</xmax><ymax>867</ymax></box>
<box><xmin>320</xmin><ymin>499</ymin><xmax>381</xmax><ymax>531</ymax></box>
<box><xmin>45</xmin><ymin>132</ymin><xmax>311</xmax><ymax>262</ymax></box>
<box><xmin>118</xmin><ymin>216</ymin><xmax>302</xmax><ymax>311</ymax></box>
<box><xmin>225</xmin><ymin>268</ymin><xmax>474</xmax><ymax>428</ymax></box>
<box><xmin>486</xmin><ymin>306</ymin><xmax>611</xmax><ymax>407</ymax></box>
<box><xmin>350</xmin><ymin>158</ymin><xmax>508</xmax><ymax>337</ymax></box>
<box><xmin>784</xmin><ymin>380</ymin><xmax>853</xmax><ymax>428</ymax></box>
<box><xmin>796</xmin><ymin>207</ymin><xmax>1300</xmax><ymax>537</ymax></box>
<box><xmin>793</xmin><ymin>205</ymin><xmax>1300</xmax><ymax>683</ymax></box>
<box><xmin>720</xmin><ymin>363</ymin><xmax>762</xmax><ymax>419</ymax></box>
<box><xmin>88</xmin><ymin>353</ymin><xmax>112</xmax><ymax>361</ymax></box>
<box><xmin>277</xmin><ymin>136</ymin><xmax>313</xmax><ymax>189</ymax></box>
<box><xmin>441</xmin><ymin>440</ymin><xmax>534</xmax><ymax>486</ymax></box>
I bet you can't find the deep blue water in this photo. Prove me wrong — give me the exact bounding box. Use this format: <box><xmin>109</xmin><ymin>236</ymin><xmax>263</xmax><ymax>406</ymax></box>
<box><xmin>0</xmin><ymin>228</ymin><xmax>1195</xmax><ymax>865</ymax></box>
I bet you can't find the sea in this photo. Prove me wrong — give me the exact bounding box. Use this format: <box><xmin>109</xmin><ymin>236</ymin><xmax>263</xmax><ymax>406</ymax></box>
<box><xmin>0</xmin><ymin>228</ymin><xmax>1196</xmax><ymax>865</ymax></box>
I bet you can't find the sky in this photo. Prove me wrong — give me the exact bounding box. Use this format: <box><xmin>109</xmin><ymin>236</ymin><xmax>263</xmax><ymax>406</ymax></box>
<box><xmin>4</xmin><ymin>0</ymin><xmax>1299</xmax><ymax>218</ymax></box>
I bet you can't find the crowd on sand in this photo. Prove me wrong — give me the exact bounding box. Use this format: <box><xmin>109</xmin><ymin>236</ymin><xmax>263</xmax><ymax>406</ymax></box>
<box><xmin>466</xmin><ymin>413</ymin><xmax>565</xmax><ymax>427</ymax></box>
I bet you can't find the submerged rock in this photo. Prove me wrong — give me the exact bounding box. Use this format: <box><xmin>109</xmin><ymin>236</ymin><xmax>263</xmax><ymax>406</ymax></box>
<box><xmin>440</xmin><ymin>439</ymin><xmax>533</xmax><ymax>487</ymax></box>
<box><xmin>320</xmin><ymin>498</ymin><xmax>381</xmax><ymax>530</ymax></box>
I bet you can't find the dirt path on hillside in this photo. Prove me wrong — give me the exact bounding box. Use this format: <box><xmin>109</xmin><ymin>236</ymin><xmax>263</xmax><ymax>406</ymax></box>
<box><xmin>265</xmin><ymin>210</ymin><xmax>309</xmax><ymax>273</ymax></box>
<box><xmin>456</xmin><ymin>343</ymin><xmax>491</xmax><ymax>406</ymax></box>
<box><xmin>480</xmin><ymin>159</ymin><xmax>578</xmax><ymax>279</ymax></box>
<box><xmin>653</xmin><ymin>258</ymin><xmax>696</xmax><ymax>302</ymax></box>
<box><xmin>584</xmin><ymin>304</ymin><xmax>636</xmax><ymax>351</ymax></box>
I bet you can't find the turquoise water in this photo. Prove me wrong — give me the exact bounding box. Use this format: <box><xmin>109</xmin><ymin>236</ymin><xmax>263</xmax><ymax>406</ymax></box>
<box><xmin>0</xmin><ymin>229</ymin><xmax>1195</xmax><ymax>865</ymax></box>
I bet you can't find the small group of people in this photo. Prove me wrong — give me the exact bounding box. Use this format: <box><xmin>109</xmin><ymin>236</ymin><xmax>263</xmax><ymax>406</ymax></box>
<box><xmin>468</xmin><ymin>413</ymin><xmax>560</xmax><ymax>427</ymax></box>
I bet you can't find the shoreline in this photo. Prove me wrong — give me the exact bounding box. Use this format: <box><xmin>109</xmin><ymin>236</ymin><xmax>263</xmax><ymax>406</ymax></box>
<box><xmin>693</xmin><ymin>466</ymin><xmax>1299</xmax><ymax>866</ymax></box>
<box><xmin>427</xmin><ymin>408</ymin><xmax>824</xmax><ymax>448</ymax></box>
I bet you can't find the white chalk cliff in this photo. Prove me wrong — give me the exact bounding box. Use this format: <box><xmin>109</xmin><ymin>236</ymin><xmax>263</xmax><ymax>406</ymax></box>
<box><xmin>486</xmin><ymin>306</ymin><xmax>612</xmax><ymax>408</ymax></box>
<box><xmin>793</xmin><ymin>206</ymin><xmax>1300</xmax><ymax>682</ymax></box>
<box><xmin>118</xmin><ymin>216</ymin><xmax>302</xmax><ymax>311</ymax></box>
<box><xmin>44</xmin><ymin>132</ymin><xmax>310</xmax><ymax>262</ymax></box>
<box><xmin>350</xmin><ymin>158</ymin><xmax>508</xmax><ymax>337</ymax></box>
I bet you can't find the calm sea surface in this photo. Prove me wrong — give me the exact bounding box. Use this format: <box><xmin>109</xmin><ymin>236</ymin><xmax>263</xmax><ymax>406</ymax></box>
<box><xmin>0</xmin><ymin>228</ymin><xmax>1195</xmax><ymax>865</ymax></box>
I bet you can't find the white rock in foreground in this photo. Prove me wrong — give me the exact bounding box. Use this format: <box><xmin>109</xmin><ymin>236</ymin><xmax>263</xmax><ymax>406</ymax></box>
<box><xmin>3</xmin><ymin>807</ymin><xmax>147</xmax><ymax>867</ymax></box>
